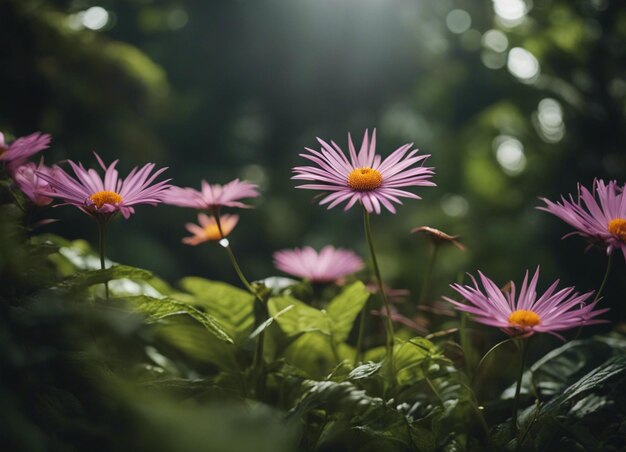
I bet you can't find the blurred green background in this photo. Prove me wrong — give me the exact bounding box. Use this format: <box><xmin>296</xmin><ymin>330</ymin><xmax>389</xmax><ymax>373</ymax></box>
<box><xmin>1</xmin><ymin>0</ymin><xmax>625</xmax><ymax>319</ymax></box>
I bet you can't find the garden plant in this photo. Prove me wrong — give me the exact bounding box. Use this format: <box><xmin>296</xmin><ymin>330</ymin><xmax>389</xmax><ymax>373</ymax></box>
<box><xmin>1</xmin><ymin>127</ymin><xmax>625</xmax><ymax>452</ymax></box>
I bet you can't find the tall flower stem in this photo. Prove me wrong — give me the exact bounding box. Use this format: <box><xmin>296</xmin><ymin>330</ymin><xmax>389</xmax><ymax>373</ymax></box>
<box><xmin>214</xmin><ymin>210</ymin><xmax>266</xmax><ymax>393</ymax></box>
<box><xmin>362</xmin><ymin>207</ymin><xmax>395</xmax><ymax>376</ymax></box>
<box><xmin>354</xmin><ymin>299</ymin><xmax>368</xmax><ymax>366</ymax></box>
<box><xmin>512</xmin><ymin>339</ymin><xmax>529</xmax><ymax>434</ymax></box>
<box><xmin>419</xmin><ymin>243</ymin><xmax>440</xmax><ymax>304</ymax></box>
<box><xmin>593</xmin><ymin>252</ymin><xmax>613</xmax><ymax>304</ymax></box>
<box><xmin>98</xmin><ymin>220</ymin><xmax>109</xmax><ymax>300</ymax></box>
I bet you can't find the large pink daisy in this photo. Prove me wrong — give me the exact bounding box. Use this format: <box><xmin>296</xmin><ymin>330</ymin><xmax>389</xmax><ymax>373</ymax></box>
<box><xmin>292</xmin><ymin>129</ymin><xmax>435</xmax><ymax>214</ymax></box>
<box><xmin>37</xmin><ymin>153</ymin><xmax>171</xmax><ymax>220</ymax></box>
<box><xmin>444</xmin><ymin>268</ymin><xmax>608</xmax><ymax>339</ymax></box>
<box><xmin>0</xmin><ymin>131</ymin><xmax>50</xmax><ymax>171</ymax></box>
<box><xmin>163</xmin><ymin>179</ymin><xmax>259</xmax><ymax>211</ymax></box>
<box><xmin>273</xmin><ymin>245</ymin><xmax>364</xmax><ymax>283</ymax></box>
<box><xmin>538</xmin><ymin>180</ymin><xmax>626</xmax><ymax>260</ymax></box>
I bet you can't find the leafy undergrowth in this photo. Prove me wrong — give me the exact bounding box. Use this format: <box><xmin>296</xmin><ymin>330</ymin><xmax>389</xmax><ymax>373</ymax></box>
<box><xmin>1</xmin><ymin>208</ymin><xmax>625</xmax><ymax>451</ymax></box>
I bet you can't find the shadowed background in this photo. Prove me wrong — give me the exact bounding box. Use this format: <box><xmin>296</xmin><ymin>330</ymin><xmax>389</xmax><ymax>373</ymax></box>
<box><xmin>1</xmin><ymin>0</ymin><xmax>625</xmax><ymax>317</ymax></box>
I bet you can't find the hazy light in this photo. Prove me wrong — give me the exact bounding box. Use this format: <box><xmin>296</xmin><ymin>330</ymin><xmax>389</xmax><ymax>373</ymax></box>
<box><xmin>482</xmin><ymin>29</ymin><xmax>508</xmax><ymax>53</ymax></box>
<box><xmin>481</xmin><ymin>50</ymin><xmax>507</xmax><ymax>69</ymax></box>
<box><xmin>219</xmin><ymin>238</ymin><xmax>230</xmax><ymax>248</ymax></box>
<box><xmin>441</xmin><ymin>194</ymin><xmax>469</xmax><ymax>217</ymax></box>
<box><xmin>446</xmin><ymin>9</ymin><xmax>472</xmax><ymax>34</ymax></box>
<box><xmin>507</xmin><ymin>47</ymin><xmax>540</xmax><ymax>83</ymax></box>
<box><xmin>167</xmin><ymin>8</ymin><xmax>189</xmax><ymax>30</ymax></box>
<box><xmin>493</xmin><ymin>0</ymin><xmax>527</xmax><ymax>27</ymax></box>
<box><xmin>82</xmin><ymin>6</ymin><xmax>109</xmax><ymax>30</ymax></box>
<box><xmin>535</xmin><ymin>98</ymin><xmax>565</xmax><ymax>143</ymax></box>
<box><xmin>494</xmin><ymin>136</ymin><xmax>526</xmax><ymax>175</ymax></box>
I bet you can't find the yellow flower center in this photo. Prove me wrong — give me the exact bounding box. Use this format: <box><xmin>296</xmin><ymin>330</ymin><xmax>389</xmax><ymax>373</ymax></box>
<box><xmin>204</xmin><ymin>224</ymin><xmax>224</xmax><ymax>241</ymax></box>
<box><xmin>608</xmin><ymin>218</ymin><xmax>626</xmax><ymax>242</ymax></box>
<box><xmin>347</xmin><ymin>167</ymin><xmax>383</xmax><ymax>191</ymax></box>
<box><xmin>508</xmin><ymin>310</ymin><xmax>541</xmax><ymax>327</ymax></box>
<box><xmin>89</xmin><ymin>190</ymin><xmax>123</xmax><ymax>209</ymax></box>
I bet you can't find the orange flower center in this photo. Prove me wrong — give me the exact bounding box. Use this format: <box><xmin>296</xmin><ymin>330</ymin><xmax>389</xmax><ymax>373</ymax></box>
<box><xmin>347</xmin><ymin>167</ymin><xmax>383</xmax><ymax>191</ymax></box>
<box><xmin>508</xmin><ymin>310</ymin><xmax>541</xmax><ymax>327</ymax></box>
<box><xmin>89</xmin><ymin>190</ymin><xmax>123</xmax><ymax>208</ymax></box>
<box><xmin>608</xmin><ymin>218</ymin><xmax>626</xmax><ymax>242</ymax></box>
<box><xmin>203</xmin><ymin>223</ymin><xmax>224</xmax><ymax>241</ymax></box>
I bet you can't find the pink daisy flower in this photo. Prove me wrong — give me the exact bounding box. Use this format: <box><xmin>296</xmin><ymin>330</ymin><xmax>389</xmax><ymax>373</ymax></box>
<box><xmin>37</xmin><ymin>153</ymin><xmax>171</xmax><ymax>220</ymax></box>
<box><xmin>293</xmin><ymin>129</ymin><xmax>435</xmax><ymax>214</ymax></box>
<box><xmin>538</xmin><ymin>180</ymin><xmax>626</xmax><ymax>260</ymax></box>
<box><xmin>273</xmin><ymin>245</ymin><xmax>364</xmax><ymax>283</ymax></box>
<box><xmin>0</xmin><ymin>131</ymin><xmax>51</xmax><ymax>171</ymax></box>
<box><xmin>163</xmin><ymin>179</ymin><xmax>259</xmax><ymax>211</ymax></box>
<box><xmin>12</xmin><ymin>160</ymin><xmax>55</xmax><ymax>206</ymax></box>
<box><xmin>183</xmin><ymin>213</ymin><xmax>238</xmax><ymax>245</ymax></box>
<box><xmin>444</xmin><ymin>268</ymin><xmax>608</xmax><ymax>339</ymax></box>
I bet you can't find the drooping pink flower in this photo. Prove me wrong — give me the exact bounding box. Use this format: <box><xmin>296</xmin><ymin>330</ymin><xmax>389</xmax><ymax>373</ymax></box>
<box><xmin>0</xmin><ymin>131</ymin><xmax>50</xmax><ymax>171</ymax></box>
<box><xmin>163</xmin><ymin>179</ymin><xmax>259</xmax><ymax>211</ymax></box>
<box><xmin>183</xmin><ymin>213</ymin><xmax>239</xmax><ymax>245</ymax></box>
<box><xmin>293</xmin><ymin>129</ymin><xmax>435</xmax><ymax>214</ymax></box>
<box><xmin>273</xmin><ymin>245</ymin><xmax>364</xmax><ymax>283</ymax></box>
<box><xmin>12</xmin><ymin>160</ymin><xmax>55</xmax><ymax>206</ymax></box>
<box><xmin>444</xmin><ymin>268</ymin><xmax>608</xmax><ymax>339</ymax></box>
<box><xmin>538</xmin><ymin>180</ymin><xmax>626</xmax><ymax>260</ymax></box>
<box><xmin>37</xmin><ymin>153</ymin><xmax>171</xmax><ymax>220</ymax></box>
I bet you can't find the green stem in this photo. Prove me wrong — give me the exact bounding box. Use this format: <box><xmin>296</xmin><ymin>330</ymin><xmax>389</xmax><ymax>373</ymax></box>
<box><xmin>512</xmin><ymin>340</ymin><xmax>529</xmax><ymax>434</ymax></box>
<box><xmin>98</xmin><ymin>221</ymin><xmax>109</xmax><ymax>300</ymax></box>
<box><xmin>419</xmin><ymin>244</ymin><xmax>439</xmax><ymax>304</ymax></box>
<box><xmin>354</xmin><ymin>299</ymin><xmax>369</xmax><ymax>367</ymax></box>
<box><xmin>425</xmin><ymin>377</ymin><xmax>444</xmax><ymax>408</ymax></box>
<box><xmin>362</xmin><ymin>207</ymin><xmax>395</xmax><ymax>377</ymax></box>
<box><xmin>593</xmin><ymin>252</ymin><xmax>613</xmax><ymax>304</ymax></box>
<box><xmin>213</xmin><ymin>210</ymin><xmax>266</xmax><ymax>394</ymax></box>
<box><xmin>471</xmin><ymin>338</ymin><xmax>513</xmax><ymax>386</ymax></box>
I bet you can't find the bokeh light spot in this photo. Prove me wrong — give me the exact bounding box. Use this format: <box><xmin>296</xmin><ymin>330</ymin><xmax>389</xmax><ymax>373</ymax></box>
<box><xmin>446</xmin><ymin>9</ymin><xmax>472</xmax><ymax>34</ymax></box>
<box><xmin>494</xmin><ymin>136</ymin><xmax>526</xmax><ymax>175</ymax></box>
<box><xmin>482</xmin><ymin>29</ymin><xmax>509</xmax><ymax>53</ymax></box>
<box><xmin>507</xmin><ymin>47</ymin><xmax>540</xmax><ymax>83</ymax></box>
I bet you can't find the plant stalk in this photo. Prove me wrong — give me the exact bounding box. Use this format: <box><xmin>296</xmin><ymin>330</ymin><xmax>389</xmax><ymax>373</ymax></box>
<box><xmin>362</xmin><ymin>207</ymin><xmax>395</xmax><ymax>377</ymax></box>
<box><xmin>593</xmin><ymin>252</ymin><xmax>613</xmax><ymax>304</ymax></box>
<box><xmin>419</xmin><ymin>243</ymin><xmax>439</xmax><ymax>304</ymax></box>
<box><xmin>354</xmin><ymin>299</ymin><xmax>369</xmax><ymax>366</ymax></box>
<box><xmin>512</xmin><ymin>339</ymin><xmax>529</xmax><ymax>434</ymax></box>
<box><xmin>98</xmin><ymin>220</ymin><xmax>109</xmax><ymax>300</ymax></box>
<box><xmin>214</xmin><ymin>210</ymin><xmax>266</xmax><ymax>394</ymax></box>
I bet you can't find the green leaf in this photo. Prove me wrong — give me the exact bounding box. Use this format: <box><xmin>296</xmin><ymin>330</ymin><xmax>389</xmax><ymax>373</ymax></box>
<box><xmin>326</xmin><ymin>281</ymin><xmax>370</xmax><ymax>342</ymax></box>
<box><xmin>348</xmin><ymin>361</ymin><xmax>383</xmax><ymax>380</ymax></box>
<box><xmin>282</xmin><ymin>333</ymin><xmax>337</xmax><ymax>379</ymax></box>
<box><xmin>268</xmin><ymin>296</ymin><xmax>331</xmax><ymax>337</ymax></box>
<box><xmin>156</xmin><ymin>317</ymin><xmax>240</xmax><ymax>371</ymax></box>
<box><xmin>178</xmin><ymin>277</ymin><xmax>255</xmax><ymax>342</ymax></box>
<box><xmin>55</xmin><ymin>265</ymin><xmax>153</xmax><ymax>289</ymax></box>
<box><xmin>123</xmin><ymin>295</ymin><xmax>233</xmax><ymax>344</ymax></box>
<box><xmin>393</xmin><ymin>337</ymin><xmax>442</xmax><ymax>385</ymax></box>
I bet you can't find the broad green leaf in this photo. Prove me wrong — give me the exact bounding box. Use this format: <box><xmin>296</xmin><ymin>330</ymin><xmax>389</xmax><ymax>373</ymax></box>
<box><xmin>52</xmin><ymin>265</ymin><xmax>153</xmax><ymax>294</ymax></box>
<box><xmin>348</xmin><ymin>361</ymin><xmax>382</xmax><ymax>380</ymax></box>
<box><xmin>326</xmin><ymin>281</ymin><xmax>370</xmax><ymax>342</ymax></box>
<box><xmin>283</xmin><ymin>333</ymin><xmax>337</xmax><ymax>379</ymax></box>
<box><xmin>178</xmin><ymin>277</ymin><xmax>255</xmax><ymax>342</ymax></box>
<box><xmin>156</xmin><ymin>317</ymin><xmax>240</xmax><ymax>371</ymax></box>
<box><xmin>393</xmin><ymin>337</ymin><xmax>439</xmax><ymax>385</ymax></box>
<box><xmin>268</xmin><ymin>296</ymin><xmax>331</xmax><ymax>337</ymax></box>
<box><xmin>123</xmin><ymin>295</ymin><xmax>233</xmax><ymax>344</ymax></box>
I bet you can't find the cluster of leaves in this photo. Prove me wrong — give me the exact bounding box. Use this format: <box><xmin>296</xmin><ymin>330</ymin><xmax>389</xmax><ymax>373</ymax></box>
<box><xmin>1</xmin><ymin>188</ymin><xmax>625</xmax><ymax>451</ymax></box>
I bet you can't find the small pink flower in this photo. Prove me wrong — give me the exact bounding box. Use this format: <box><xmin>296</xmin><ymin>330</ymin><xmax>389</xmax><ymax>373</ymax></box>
<box><xmin>12</xmin><ymin>160</ymin><xmax>55</xmax><ymax>206</ymax></box>
<box><xmin>0</xmin><ymin>131</ymin><xmax>50</xmax><ymax>171</ymax></box>
<box><xmin>538</xmin><ymin>180</ymin><xmax>626</xmax><ymax>260</ymax></box>
<box><xmin>37</xmin><ymin>153</ymin><xmax>171</xmax><ymax>221</ymax></box>
<box><xmin>163</xmin><ymin>179</ymin><xmax>259</xmax><ymax>211</ymax></box>
<box><xmin>183</xmin><ymin>213</ymin><xmax>239</xmax><ymax>245</ymax></box>
<box><xmin>293</xmin><ymin>129</ymin><xmax>435</xmax><ymax>214</ymax></box>
<box><xmin>273</xmin><ymin>245</ymin><xmax>364</xmax><ymax>283</ymax></box>
<box><xmin>444</xmin><ymin>268</ymin><xmax>608</xmax><ymax>340</ymax></box>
